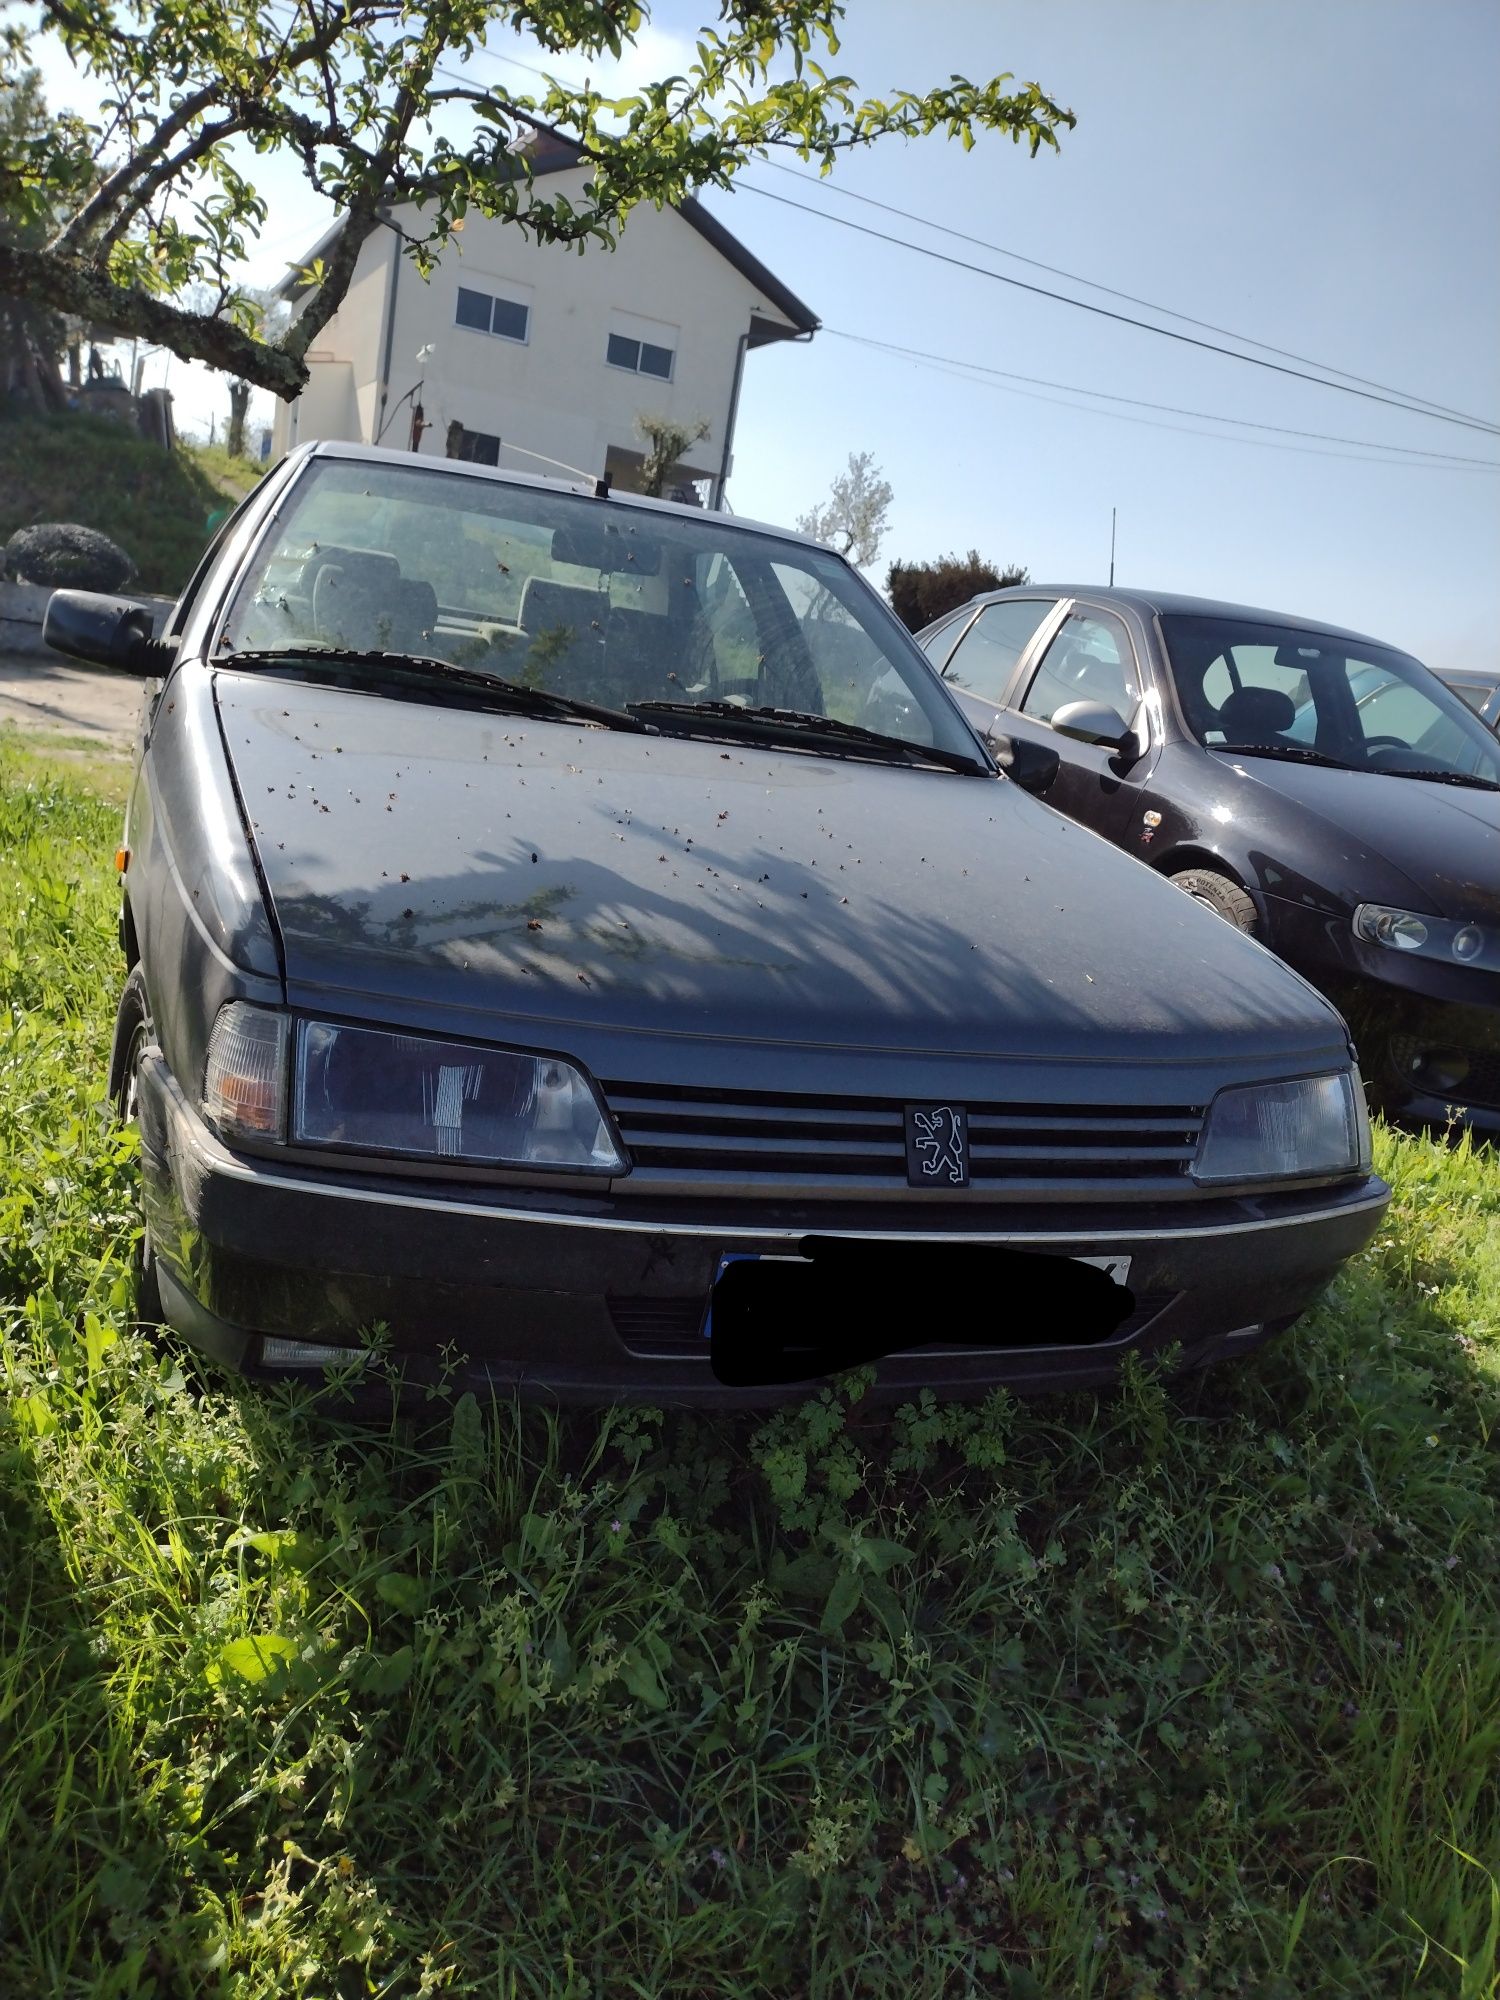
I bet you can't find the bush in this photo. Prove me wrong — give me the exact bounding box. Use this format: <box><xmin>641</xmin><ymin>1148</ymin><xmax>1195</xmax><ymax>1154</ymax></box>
<box><xmin>3</xmin><ymin>521</ymin><xmax>136</xmax><ymax>591</ymax></box>
<box><xmin>886</xmin><ymin>551</ymin><xmax>1028</xmax><ymax>633</ymax></box>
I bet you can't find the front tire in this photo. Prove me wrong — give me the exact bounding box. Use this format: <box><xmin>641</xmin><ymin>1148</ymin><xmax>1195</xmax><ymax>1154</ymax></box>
<box><xmin>1169</xmin><ymin>867</ymin><xmax>1259</xmax><ymax>935</ymax></box>
<box><xmin>109</xmin><ymin>966</ymin><xmax>163</xmax><ymax>1327</ymax></box>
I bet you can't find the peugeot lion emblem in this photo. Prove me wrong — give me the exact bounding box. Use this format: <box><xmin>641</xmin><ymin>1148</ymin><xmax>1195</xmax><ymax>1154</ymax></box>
<box><xmin>904</xmin><ymin>1105</ymin><xmax>970</xmax><ymax>1188</ymax></box>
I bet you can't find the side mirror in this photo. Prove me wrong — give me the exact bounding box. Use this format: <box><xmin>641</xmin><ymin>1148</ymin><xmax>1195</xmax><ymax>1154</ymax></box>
<box><xmin>1050</xmin><ymin>698</ymin><xmax>1142</xmax><ymax>773</ymax></box>
<box><xmin>43</xmin><ymin>590</ymin><xmax>162</xmax><ymax>674</ymax></box>
<box><xmin>1050</xmin><ymin>698</ymin><xmax>1132</xmax><ymax>751</ymax></box>
<box><xmin>988</xmin><ymin>732</ymin><xmax>1060</xmax><ymax>797</ymax></box>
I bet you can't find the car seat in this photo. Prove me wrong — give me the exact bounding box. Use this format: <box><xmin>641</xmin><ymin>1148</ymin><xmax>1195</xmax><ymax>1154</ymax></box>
<box><xmin>1215</xmin><ymin>685</ymin><xmax>1297</xmax><ymax>745</ymax></box>
<box><xmin>604</xmin><ymin>607</ymin><xmax>689</xmax><ymax>704</ymax></box>
<box><xmin>517</xmin><ymin>577</ymin><xmax>609</xmax><ymax>693</ymax></box>
<box><xmin>307</xmin><ymin>547</ymin><xmax>409</xmax><ymax>652</ymax></box>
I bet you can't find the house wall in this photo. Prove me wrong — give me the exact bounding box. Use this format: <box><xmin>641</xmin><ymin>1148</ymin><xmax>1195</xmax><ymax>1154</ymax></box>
<box><xmin>271</xmin><ymin>231</ymin><xmax>394</xmax><ymax>458</ymax></box>
<box><xmin>276</xmin><ymin>174</ymin><xmax>799</xmax><ymax>489</ymax></box>
<box><xmin>279</xmin><ymin>356</ymin><xmax>358</xmax><ymax>452</ymax></box>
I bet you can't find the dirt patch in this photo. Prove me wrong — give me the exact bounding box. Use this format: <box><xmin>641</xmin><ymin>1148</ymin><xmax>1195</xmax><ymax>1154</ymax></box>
<box><xmin>0</xmin><ymin>652</ymin><xmax>144</xmax><ymax>749</ymax></box>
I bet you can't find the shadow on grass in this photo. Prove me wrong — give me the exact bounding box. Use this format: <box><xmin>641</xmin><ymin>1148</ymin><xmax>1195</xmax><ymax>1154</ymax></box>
<box><xmin>0</xmin><ymin>1409</ymin><xmax>218</xmax><ymax>2000</ymax></box>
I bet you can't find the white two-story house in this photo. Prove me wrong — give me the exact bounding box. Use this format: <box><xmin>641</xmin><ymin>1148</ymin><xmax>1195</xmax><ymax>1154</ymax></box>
<box><xmin>270</xmin><ymin>130</ymin><xmax>818</xmax><ymax>505</ymax></box>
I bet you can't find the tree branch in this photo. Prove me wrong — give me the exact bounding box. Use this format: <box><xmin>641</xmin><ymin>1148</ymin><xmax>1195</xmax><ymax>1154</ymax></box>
<box><xmin>0</xmin><ymin>239</ymin><xmax>305</xmax><ymax>397</ymax></box>
<box><xmin>54</xmin><ymin>80</ymin><xmax>224</xmax><ymax>252</ymax></box>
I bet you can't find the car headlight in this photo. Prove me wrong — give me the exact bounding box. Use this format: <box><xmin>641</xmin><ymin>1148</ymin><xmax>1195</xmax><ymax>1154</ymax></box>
<box><xmin>1193</xmin><ymin>1071</ymin><xmax>1370</xmax><ymax>1185</ymax></box>
<box><xmin>203</xmin><ymin>1006</ymin><xmax>626</xmax><ymax>1173</ymax></box>
<box><xmin>1353</xmin><ymin>904</ymin><xmax>1497</xmax><ymax>971</ymax></box>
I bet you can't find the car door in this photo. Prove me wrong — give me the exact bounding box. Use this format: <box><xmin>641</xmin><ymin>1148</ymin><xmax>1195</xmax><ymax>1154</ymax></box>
<box><xmin>937</xmin><ymin>596</ymin><xmax>1065</xmax><ymax>741</ymax></box>
<box><xmin>998</xmin><ymin>603</ymin><xmax>1158</xmax><ymax>840</ymax></box>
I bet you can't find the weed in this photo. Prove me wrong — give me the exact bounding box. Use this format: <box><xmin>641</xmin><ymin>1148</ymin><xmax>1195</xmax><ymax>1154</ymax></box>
<box><xmin>1</xmin><ymin>733</ymin><xmax>1496</xmax><ymax>1996</ymax></box>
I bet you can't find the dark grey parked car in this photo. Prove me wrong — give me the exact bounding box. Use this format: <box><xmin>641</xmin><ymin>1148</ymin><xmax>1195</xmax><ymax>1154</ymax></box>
<box><xmin>917</xmin><ymin>587</ymin><xmax>1500</xmax><ymax>1132</ymax></box>
<box><xmin>1436</xmin><ymin>667</ymin><xmax>1500</xmax><ymax>732</ymax></box>
<box><xmin>45</xmin><ymin>443</ymin><xmax>1387</xmax><ymax>1402</ymax></box>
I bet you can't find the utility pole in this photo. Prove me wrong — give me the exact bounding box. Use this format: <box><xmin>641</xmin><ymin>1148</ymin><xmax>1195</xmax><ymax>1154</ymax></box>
<box><xmin>1109</xmin><ymin>506</ymin><xmax>1117</xmax><ymax>587</ymax></box>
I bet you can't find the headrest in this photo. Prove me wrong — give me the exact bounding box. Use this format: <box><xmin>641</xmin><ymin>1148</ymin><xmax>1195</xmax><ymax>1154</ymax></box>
<box><xmin>1216</xmin><ymin>685</ymin><xmax>1295</xmax><ymax>739</ymax></box>
<box><xmin>518</xmin><ymin>575</ymin><xmax>603</xmax><ymax>635</ymax></box>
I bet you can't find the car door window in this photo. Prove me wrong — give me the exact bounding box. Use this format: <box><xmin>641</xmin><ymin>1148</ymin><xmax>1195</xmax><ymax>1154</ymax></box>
<box><xmin>944</xmin><ymin>598</ymin><xmax>1058</xmax><ymax>704</ymax></box>
<box><xmin>917</xmin><ymin>609</ymin><xmax>972</xmax><ymax>673</ymax></box>
<box><xmin>1019</xmin><ymin>609</ymin><xmax>1139</xmax><ymax>728</ymax></box>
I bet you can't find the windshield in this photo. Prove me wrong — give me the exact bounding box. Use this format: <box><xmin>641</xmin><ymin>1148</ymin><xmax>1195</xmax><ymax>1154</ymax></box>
<box><xmin>221</xmin><ymin>456</ymin><xmax>976</xmax><ymax>760</ymax></box>
<box><xmin>1160</xmin><ymin>614</ymin><xmax>1500</xmax><ymax>786</ymax></box>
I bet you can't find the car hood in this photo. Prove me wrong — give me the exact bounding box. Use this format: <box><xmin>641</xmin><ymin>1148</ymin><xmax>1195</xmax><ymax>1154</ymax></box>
<box><xmin>216</xmin><ymin>673</ymin><xmax>1347</xmax><ymax>1066</ymax></box>
<box><xmin>1215</xmin><ymin>753</ymin><xmax>1500</xmax><ymax>921</ymax></box>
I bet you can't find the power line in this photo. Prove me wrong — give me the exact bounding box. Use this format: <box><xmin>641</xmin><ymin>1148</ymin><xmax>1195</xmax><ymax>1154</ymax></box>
<box><xmin>737</xmin><ymin>183</ymin><xmax>1500</xmax><ymax>441</ymax></box>
<box><xmin>443</xmin><ymin>33</ymin><xmax>1500</xmax><ymax>441</ymax></box>
<box><xmin>760</xmin><ymin>159</ymin><xmax>1500</xmax><ymax>435</ymax></box>
<box><xmin>861</xmin><ymin>343</ymin><xmax>1500</xmax><ymax>473</ymax></box>
<box><xmin>824</xmin><ymin>328</ymin><xmax>1500</xmax><ymax>469</ymax></box>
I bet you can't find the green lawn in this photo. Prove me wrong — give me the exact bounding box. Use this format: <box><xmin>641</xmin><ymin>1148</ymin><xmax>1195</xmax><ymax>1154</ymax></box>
<box><xmin>0</xmin><ymin>416</ymin><xmax>262</xmax><ymax>596</ymax></box>
<box><xmin>1</xmin><ymin>732</ymin><xmax>1496</xmax><ymax>1999</ymax></box>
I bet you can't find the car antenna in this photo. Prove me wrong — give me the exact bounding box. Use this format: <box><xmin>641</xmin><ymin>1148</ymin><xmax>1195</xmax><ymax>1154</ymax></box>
<box><xmin>594</xmin><ymin>471</ymin><xmax>613</xmax><ymax>499</ymax></box>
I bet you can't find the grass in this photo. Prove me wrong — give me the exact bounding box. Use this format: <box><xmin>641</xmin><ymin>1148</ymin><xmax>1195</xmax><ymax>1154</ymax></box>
<box><xmin>0</xmin><ymin>415</ymin><xmax>262</xmax><ymax>596</ymax></box>
<box><xmin>184</xmin><ymin>440</ymin><xmax>269</xmax><ymax>504</ymax></box>
<box><xmin>0</xmin><ymin>726</ymin><xmax>1496</xmax><ymax>1999</ymax></box>
<box><xmin>0</xmin><ymin>722</ymin><xmax>130</xmax><ymax>804</ymax></box>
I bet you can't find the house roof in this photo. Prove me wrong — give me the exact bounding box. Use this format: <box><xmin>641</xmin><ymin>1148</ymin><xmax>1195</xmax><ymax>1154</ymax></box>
<box><xmin>274</xmin><ymin>126</ymin><xmax>818</xmax><ymax>343</ymax></box>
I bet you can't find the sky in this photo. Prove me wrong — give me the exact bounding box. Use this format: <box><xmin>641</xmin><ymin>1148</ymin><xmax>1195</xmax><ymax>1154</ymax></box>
<box><xmin>21</xmin><ymin>0</ymin><xmax>1500</xmax><ymax>672</ymax></box>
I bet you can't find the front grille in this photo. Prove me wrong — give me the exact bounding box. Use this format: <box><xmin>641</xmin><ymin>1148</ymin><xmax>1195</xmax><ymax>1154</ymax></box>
<box><xmin>603</xmin><ymin>1080</ymin><xmax>1204</xmax><ymax>1192</ymax></box>
<box><xmin>1388</xmin><ymin>1036</ymin><xmax>1500</xmax><ymax>1111</ymax></box>
<box><xmin>609</xmin><ymin>1289</ymin><xmax>1174</xmax><ymax>1360</ymax></box>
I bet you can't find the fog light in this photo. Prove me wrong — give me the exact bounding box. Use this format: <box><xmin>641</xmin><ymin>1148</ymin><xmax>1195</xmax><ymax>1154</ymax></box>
<box><xmin>1408</xmin><ymin>1048</ymin><xmax>1470</xmax><ymax>1093</ymax></box>
<box><xmin>260</xmin><ymin>1337</ymin><xmax>368</xmax><ymax>1370</ymax></box>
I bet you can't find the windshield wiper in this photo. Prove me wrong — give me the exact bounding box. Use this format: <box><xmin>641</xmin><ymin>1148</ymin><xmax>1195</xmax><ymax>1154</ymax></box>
<box><xmin>626</xmin><ymin>700</ymin><xmax>987</xmax><ymax>775</ymax></box>
<box><xmin>219</xmin><ymin>647</ymin><xmax>651</xmax><ymax>734</ymax></box>
<box><xmin>1372</xmin><ymin>765</ymin><xmax>1500</xmax><ymax>792</ymax></box>
<box><xmin>1212</xmin><ymin>741</ymin><xmax>1357</xmax><ymax>770</ymax></box>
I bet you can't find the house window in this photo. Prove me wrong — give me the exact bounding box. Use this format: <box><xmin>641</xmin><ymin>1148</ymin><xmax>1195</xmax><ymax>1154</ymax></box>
<box><xmin>455</xmin><ymin>284</ymin><xmax>530</xmax><ymax>344</ymax></box>
<box><xmin>605</xmin><ymin>310</ymin><xmax>678</xmax><ymax>381</ymax></box>
<box><xmin>606</xmin><ymin>332</ymin><xmax>674</xmax><ymax>380</ymax></box>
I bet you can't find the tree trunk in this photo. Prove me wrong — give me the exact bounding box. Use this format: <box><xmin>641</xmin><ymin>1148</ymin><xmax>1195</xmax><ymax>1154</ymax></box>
<box><xmin>227</xmin><ymin>380</ymin><xmax>251</xmax><ymax>457</ymax></box>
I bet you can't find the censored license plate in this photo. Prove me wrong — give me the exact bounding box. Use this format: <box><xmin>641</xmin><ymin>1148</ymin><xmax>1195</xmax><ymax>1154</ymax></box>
<box><xmin>701</xmin><ymin>1249</ymin><xmax>1133</xmax><ymax>1340</ymax></box>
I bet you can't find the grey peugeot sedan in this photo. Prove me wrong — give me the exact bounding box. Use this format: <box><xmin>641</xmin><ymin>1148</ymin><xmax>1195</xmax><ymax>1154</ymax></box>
<box><xmin>44</xmin><ymin>441</ymin><xmax>1388</xmax><ymax>1402</ymax></box>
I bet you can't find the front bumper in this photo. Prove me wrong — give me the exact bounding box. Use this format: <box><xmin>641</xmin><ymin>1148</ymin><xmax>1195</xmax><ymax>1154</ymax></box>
<box><xmin>1258</xmin><ymin>897</ymin><xmax>1500</xmax><ymax>1133</ymax></box>
<box><xmin>137</xmin><ymin>1052</ymin><xmax>1390</xmax><ymax>1404</ymax></box>
<box><xmin>1330</xmin><ymin>978</ymin><xmax>1500</xmax><ymax>1132</ymax></box>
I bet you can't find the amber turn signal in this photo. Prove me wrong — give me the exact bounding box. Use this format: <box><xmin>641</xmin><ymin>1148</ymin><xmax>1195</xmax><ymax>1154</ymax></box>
<box><xmin>114</xmin><ymin>847</ymin><xmax>130</xmax><ymax>873</ymax></box>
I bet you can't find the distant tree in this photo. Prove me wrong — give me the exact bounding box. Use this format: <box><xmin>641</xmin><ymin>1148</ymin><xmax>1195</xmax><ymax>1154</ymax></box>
<box><xmin>636</xmin><ymin>414</ymin><xmax>711</xmax><ymax>499</ymax></box>
<box><xmin>886</xmin><ymin>551</ymin><xmax>1030</xmax><ymax>632</ymax></box>
<box><xmin>796</xmin><ymin>450</ymin><xmax>893</xmax><ymax>568</ymax></box>
<box><xmin>0</xmin><ymin>62</ymin><xmax>71</xmax><ymax>413</ymax></box>
<box><xmin>226</xmin><ymin>380</ymin><xmax>251</xmax><ymax>456</ymax></box>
